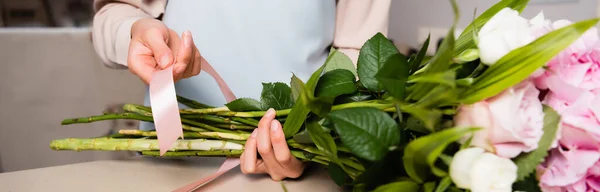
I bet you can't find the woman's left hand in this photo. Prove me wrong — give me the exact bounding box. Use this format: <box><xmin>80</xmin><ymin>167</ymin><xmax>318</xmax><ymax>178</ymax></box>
<box><xmin>240</xmin><ymin>108</ymin><xmax>305</xmax><ymax>181</ymax></box>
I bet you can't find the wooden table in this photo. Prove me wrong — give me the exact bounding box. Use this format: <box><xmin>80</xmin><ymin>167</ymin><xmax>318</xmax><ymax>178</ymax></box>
<box><xmin>0</xmin><ymin>157</ymin><xmax>342</xmax><ymax>192</ymax></box>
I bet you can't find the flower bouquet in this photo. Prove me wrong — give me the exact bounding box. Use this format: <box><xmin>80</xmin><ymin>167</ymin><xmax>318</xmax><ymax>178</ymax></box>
<box><xmin>50</xmin><ymin>0</ymin><xmax>600</xmax><ymax>191</ymax></box>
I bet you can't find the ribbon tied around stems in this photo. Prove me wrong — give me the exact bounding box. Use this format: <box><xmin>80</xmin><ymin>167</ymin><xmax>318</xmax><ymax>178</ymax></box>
<box><xmin>148</xmin><ymin>58</ymin><xmax>240</xmax><ymax>192</ymax></box>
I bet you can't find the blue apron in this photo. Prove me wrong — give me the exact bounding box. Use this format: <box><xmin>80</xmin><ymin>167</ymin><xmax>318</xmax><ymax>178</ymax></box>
<box><xmin>140</xmin><ymin>0</ymin><xmax>336</xmax><ymax>130</ymax></box>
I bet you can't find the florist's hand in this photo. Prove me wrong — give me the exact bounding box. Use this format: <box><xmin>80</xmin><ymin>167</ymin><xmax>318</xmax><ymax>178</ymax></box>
<box><xmin>240</xmin><ymin>108</ymin><xmax>305</xmax><ymax>181</ymax></box>
<box><xmin>128</xmin><ymin>18</ymin><xmax>202</xmax><ymax>84</ymax></box>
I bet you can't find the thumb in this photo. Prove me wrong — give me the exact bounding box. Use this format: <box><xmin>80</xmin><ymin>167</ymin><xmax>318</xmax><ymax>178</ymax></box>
<box><xmin>143</xmin><ymin>28</ymin><xmax>174</xmax><ymax>69</ymax></box>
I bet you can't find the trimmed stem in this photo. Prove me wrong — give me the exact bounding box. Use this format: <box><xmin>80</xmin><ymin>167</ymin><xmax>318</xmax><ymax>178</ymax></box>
<box><xmin>118</xmin><ymin>130</ymin><xmax>250</xmax><ymax>140</ymax></box>
<box><xmin>142</xmin><ymin>150</ymin><xmax>242</xmax><ymax>157</ymax></box>
<box><xmin>50</xmin><ymin>138</ymin><xmax>243</xmax><ymax>151</ymax></box>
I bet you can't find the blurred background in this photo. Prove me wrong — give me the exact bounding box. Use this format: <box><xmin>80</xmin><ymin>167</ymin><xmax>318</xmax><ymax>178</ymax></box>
<box><xmin>0</xmin><ymin>0</ymin><xmax>596</xmax><ymax>173</ymax></box>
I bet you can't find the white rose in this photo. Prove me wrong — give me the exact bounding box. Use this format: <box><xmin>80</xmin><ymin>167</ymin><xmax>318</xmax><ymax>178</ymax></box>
<box><xmin>477</xmin><ymin>8</ymin><xmax>548</xmax><ymax>65</ymax></box>
<box><xmin>450</xmin><ymin>147</ymin><xmax>518</xmax><ymax>192</ymax></box>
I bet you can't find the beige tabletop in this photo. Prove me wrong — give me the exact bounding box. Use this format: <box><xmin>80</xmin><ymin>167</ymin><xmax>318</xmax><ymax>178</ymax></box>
<box><xmin>0</xmin><ymin>157</ymin><xmax>343</xmax><ymax>192</ymax></box>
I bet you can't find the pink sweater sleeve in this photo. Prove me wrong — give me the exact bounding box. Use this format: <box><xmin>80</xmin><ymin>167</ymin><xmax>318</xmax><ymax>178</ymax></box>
<box><xmin>334</xmin><ymin>0</ymin><xmax>392</xmax><ymax>66</ymax></box>
<box><xmin>92</xmin><ymin>0</ymin><xmax>166</xmax><ymax>68</ymax></box>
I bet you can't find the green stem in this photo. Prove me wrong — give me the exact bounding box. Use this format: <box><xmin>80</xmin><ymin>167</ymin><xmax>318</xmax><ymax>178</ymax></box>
<box><xmin>118</xmin><ymin>130</ymin><xmax>250</xmax><ymax>140</ymax></box>
<box><xmin>182</xmin><ymin>115</ymin><xmax>244</xmax><ymax>125</ymax></box>
<box><xmin>180</xmin><ymin>107</ymin><xmax>230</xmax><ymax>115</ymax></box>
<box><xmin>123</xmin><ymin>104</ymin><xmax>152</xmax><ymax>116</ymax></box>
<box><xmin>177</xmin><ymin>95</ymin><xmax>214</xmax><ymax>109</ymax></box>
<box><xmin>215</xmin><ymin>101</ymin><xmax>394</xmax><ymax>117</ymax></box>
<box><xmin>182</xmin><ymin>125</ymin><xmax>209</xmax><ymax>132</ymax></box>
<box><xmin>287</xmin><ymin>141</ymin><xmax>325</xmax><ymax>156</ymax></box>
<box><xmin>50</xmin><ymin>138</ymin><xmax>244</xmax><ymax>151</ymax></box>
<box><xmin>142</xmin><ymin>150</ymin><xmax>242</xmax><ymax>157</ymax></box>
<box><xmin>61</xmin><ymin>113</ymin><xmax>152</xmax><ymax>125</ymax></box>
<box><xmin>230</xmin><ymin>117</ymin><xmax>260</xmax><ymax>127</ymax></box>
<box><xmin>213</xmin><ymin>124</ymin><xmax>255</xmax><ymax>130</ymax></box>
<box><xmin>291</xmin><ymin>150</ymin><xmax>329</xmax><ymax>166</ymax></box>
<box><xmin>181</xmin><ymin>119</ymin><xmax>237</xmax><ymax>133</ymax></box>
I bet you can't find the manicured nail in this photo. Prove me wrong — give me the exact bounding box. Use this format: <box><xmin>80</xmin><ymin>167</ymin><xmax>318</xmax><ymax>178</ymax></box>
<box><xmin>251</xmin><ymin>129</ymin><xmax>258</xmax><ymax>138</ymax></box>
<box><xmin>160</xmin><ymin>54</ymin><xmax>171</xmax><ymax>68</ymax></box>
<box><xmin>183</xmin><ymin>30</ymin><xmax>192</xmax><ymax>48</ymax></box>
<box><xmin>271</xmin><ymin>120</ymin><xmax>279</xmax><ymax>132</ymax></box>
<box><xmin>266</xmin><ymin>108</ymin><xmax>275</xmax><ymax>118</ymax></box>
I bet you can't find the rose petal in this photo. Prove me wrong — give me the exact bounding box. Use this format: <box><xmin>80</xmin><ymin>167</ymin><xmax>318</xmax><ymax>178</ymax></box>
<box><xmin>559</xmin><ymin>124</ymin><xmax>600</xmax><ymax>150</ymax></box>
<box><xmin>494</xmin><ymin>143</ymin><xmax>528</xmax><ymax>158</ymax></box>
<box><xmin>546</xmin><ymin>75</ymin><xmax>586</xmax><ymax>102</ymax></box>
<box><xmin>539</xmin><ymin>148</ymin><xmax>600</xmax><ymax>186</ymax></box>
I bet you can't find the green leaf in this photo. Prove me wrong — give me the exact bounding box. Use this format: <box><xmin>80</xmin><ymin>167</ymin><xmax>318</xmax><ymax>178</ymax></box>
<box><xmin>453</xmin><ymin>48</ymin><xmax>479</xmax><ymax>64</ymax></box>
<box><xmin>435</xmin><ymin>177</ymin><xmax>453</xmax><ymax>192</ymax></box>
<box><xmin>315</xmin><ymin>69</ymin><xmax>357</xmax><ymax>98</ymax></box>
<box><xmin>513</xmin><ymin>105</ymin><xmax>561</xmax><ymax>181</ymax></box>
<box><xmin>327</xmin><ymin>107</ymin><xmax>400</xmax><ymax>161</ymax></box>
<box><xmin>408</xmin><ymin>71</ymin><xmax>456</xmax><ymax>88</ymax></box>
<box><xmin>334</xmin><ymin>92</ymin><xmax>374</xmax><ymax>104</ymax></box>
<box><xmin>357</xmin><ymin>33</ymin><xmax>400</xmax><ymax>92</ymax></box>
<box><xmin>283</xmin><ymin>58</ymin><xmax>329</xmax><ymax>137</ymax></box>
<box><xmin>306</xmin><ymin>120</ymin><xmax>338</xmax><ymax>162</ymax></box>
<box><xmin>261</xmin><ymin>82</ymin><xmax>293</xmax><ymax>110</ymax></box>
<box><xmin>424</xmin><ymin>182</ymin><xmax>436</xmax><ymax>192</ymax></box>
<box><xmin>376</xmin><ymin>53</ymin><xmax>409</xmax><ymax>100</ymax></box>
<box><xmin>409</xmin><ymin>0</ymin><xmax>458</xmax><ymax>100</ymax></box>
<box><xmin>290</xmin><ymin>74</ymin><xmax>303</xmax><ymax>101</ymax></box>
<box><xmin>409</xmin><ymin>34</ymin><xmax>430</xmax><ymax>74</ymax></box>
<box><xmin>328</xmin><ymin>163</ymin><xmax>348</xmax><ymax>186</ymax></box>
<box><xmin>225</xmin><ymin>98</ymin><xmax>265</xmax><ymax>111</ymax></box>
<box><xmin>460</xmin><ymin>18</ymin><xmax>600</xmax><ymax>103</ymax></box>
<box><xmin>403</xmin><ymin>127</ymin><xmax>480</xmax><ymax>183</ymax></box>
<box><xmin>372</xmin><ymin>180</ymin><xmax>419</xmax><ymax>192</ymax></box>
<box><xmin>454</xmin><ymin>0</ymin><xmax>529</xmax><ymax>58</ymax></box>
<box><xmin>324</xmin><ymin>47</ymin><xmax>358</xmax><ymax>76</ymax></box>
<box><xmin>400</xmin><ymin>104</ymin><xmax>442</xmax><ymax>132</ymax></box>
<box><xmin>415</xmin><ymin>84</ymin><xmax>458</xmax><ymax>108</ymax></box>
<box><xmin>292</xmin><ymin>129</ymin><xmax>313</xmax><ymax>144</ymax></box>
<box><xmin>405</xmin><ymin>116</ymin><xmax>431</xmax><ymax>133</ymax></box>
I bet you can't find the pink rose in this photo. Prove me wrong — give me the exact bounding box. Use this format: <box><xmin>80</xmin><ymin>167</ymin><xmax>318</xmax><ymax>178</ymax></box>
<box><xmin>537</xmin><ymin>73</ymin><xmax>600</xmax><ymax>151</ymax></box>
<box><xmin>537</xmin><ymin>147</ymin><xmax>600</xmax><ymax>191</ymax></box>
<box><xmin>455</xmin><ymin>80</ymin><xmax>544</xmax><ymax>158</ymax></box>
<box><xmin>534</xmin><ymin>20</ymin><xmax>600</xmax><ymax>90</ymax></box>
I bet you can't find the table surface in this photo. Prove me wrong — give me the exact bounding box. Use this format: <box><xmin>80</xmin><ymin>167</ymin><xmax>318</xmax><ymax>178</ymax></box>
<box><xmin>0</xmin><ymin>157</ymin><xmax>342</xmax><ymax>192</ymax></box>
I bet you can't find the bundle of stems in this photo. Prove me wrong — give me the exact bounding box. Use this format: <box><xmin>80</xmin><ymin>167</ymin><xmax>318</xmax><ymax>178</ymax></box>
<box><xmin>51</xmin><ymin>98</ymin><xmax>394</xmax><ymax>179</ymax></box>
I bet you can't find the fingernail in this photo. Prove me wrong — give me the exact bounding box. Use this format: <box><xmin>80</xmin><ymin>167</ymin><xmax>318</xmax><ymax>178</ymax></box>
<box><xmin>271</xmin><ymin>120</ymin><xmax>279</xmax><ymax>132</ymax></box>
<box><xmin>160</xmin><ymin>54</ymin><xmax>171</xmax><ymax>67</ymax></box>
<box><xmin>183</xmin><ymin>30</ymin><xmax>192</xmax><ymax>48</ymax></box>
<box><xmin>175</xmin><ymin>64</ymin><xmax>186</xmax><ymax>74</ymax></box>
<box><xmin>266</xmin><ymin>108</ymin><xmax>275</xmax><ymax>118</ymax></box>
<box><xmin>251</xmin><ymin>129</ymin><xmax>258</xmax><ymax>137</ymax></box>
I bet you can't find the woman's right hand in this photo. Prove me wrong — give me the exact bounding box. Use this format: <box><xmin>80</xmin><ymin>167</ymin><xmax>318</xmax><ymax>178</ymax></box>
<box><xmin>128</xmin><ymin>18</ymin><xmax>202</xmax><ymax>84</ymax></box>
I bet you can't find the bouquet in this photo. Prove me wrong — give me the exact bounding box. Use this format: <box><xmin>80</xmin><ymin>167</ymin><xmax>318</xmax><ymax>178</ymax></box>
<box><xmin>50</xmin><ymin>0</ymin><xmax>600</xmax><ymax>191</ymax></box>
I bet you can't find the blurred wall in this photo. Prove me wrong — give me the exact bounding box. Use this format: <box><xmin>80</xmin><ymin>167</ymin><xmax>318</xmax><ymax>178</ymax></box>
<box><xmin>389</xmin><ymin>0</ymin><xmax>599</xmax><ymax>48</ymax></box>
<box><xmin>0</xmin><ymin>28</ymin><xmax>145</xmax><ymax>172</ymax></box>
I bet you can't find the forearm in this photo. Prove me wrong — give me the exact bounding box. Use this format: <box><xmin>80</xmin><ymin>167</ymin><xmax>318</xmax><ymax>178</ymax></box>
<box><xmin>333</xmin><ymin>0</ymin><xmax>392</xmax><ymax>65</ymax></box>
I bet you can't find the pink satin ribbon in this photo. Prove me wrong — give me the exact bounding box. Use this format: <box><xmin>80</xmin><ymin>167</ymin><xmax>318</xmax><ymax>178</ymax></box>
<box><xmin>149</xmin><ymin>60</ymin><xmax>241</xmax><ymax>192</ymax></box>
